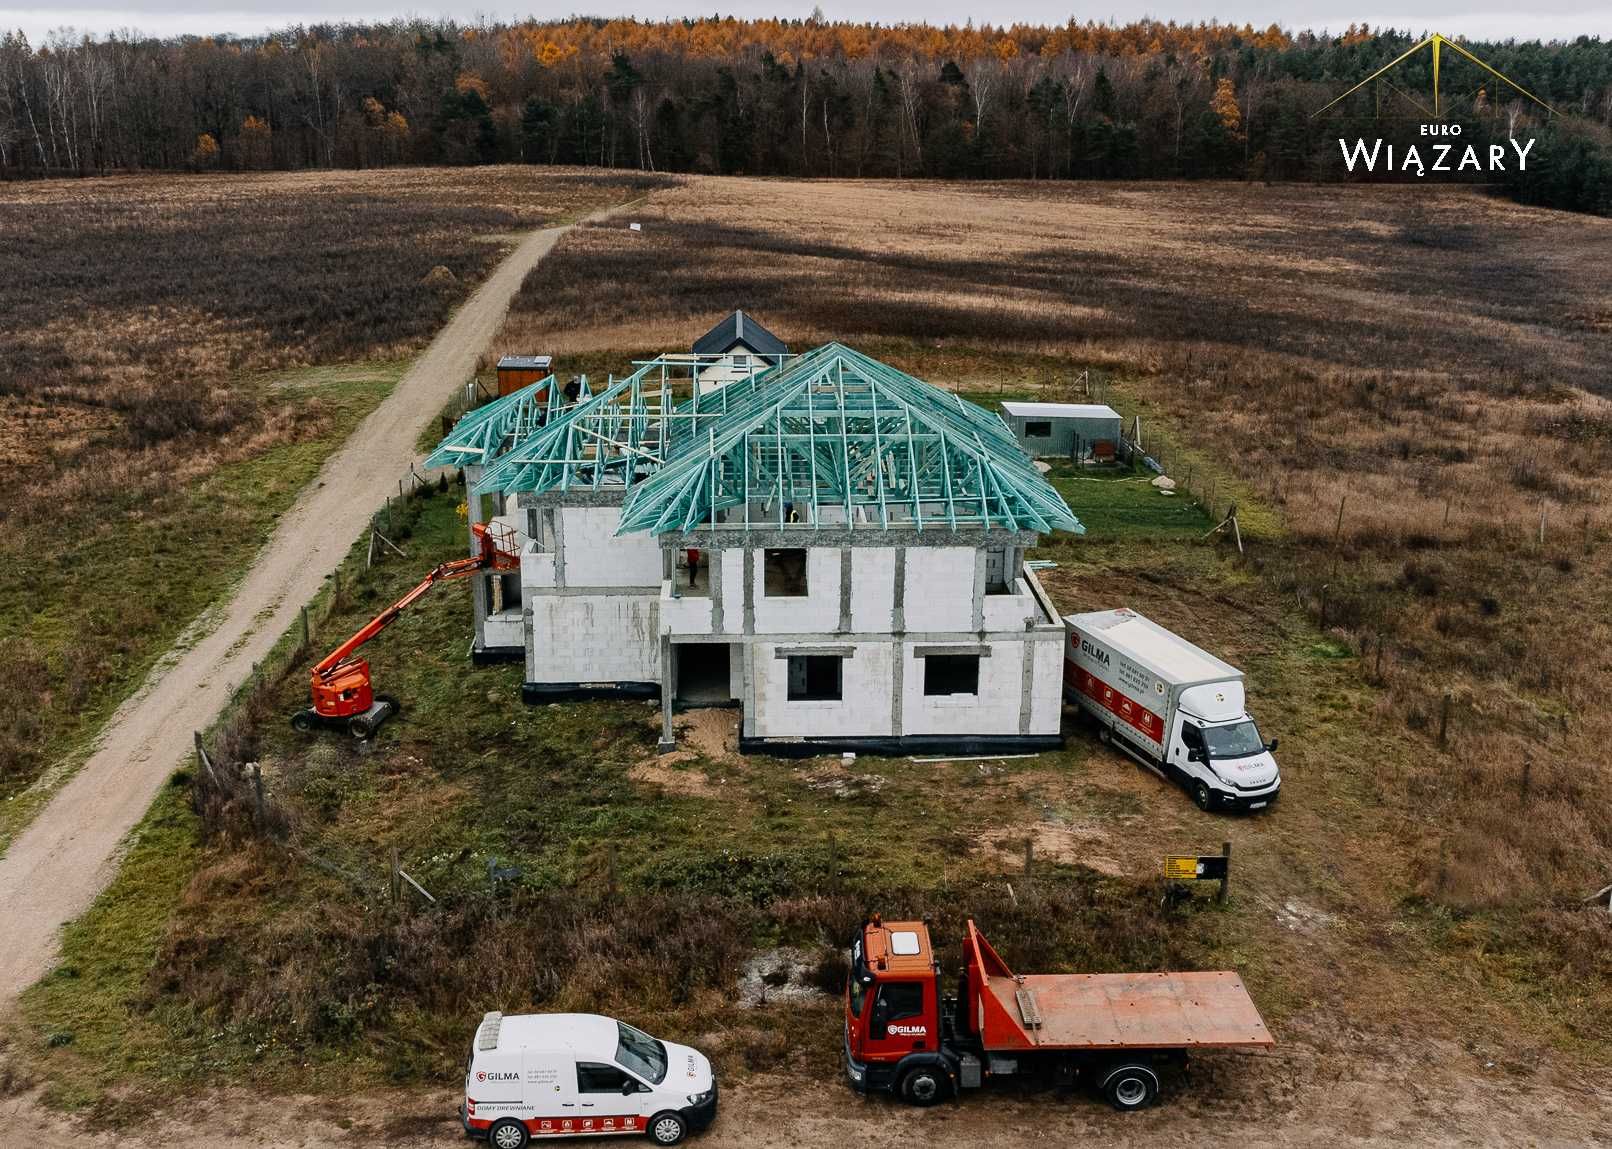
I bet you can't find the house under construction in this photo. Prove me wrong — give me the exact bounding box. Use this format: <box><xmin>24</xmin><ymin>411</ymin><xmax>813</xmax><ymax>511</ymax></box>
<box><xmin>426</xmin><ymin>340</ymin><xmax>1083</xmax><ymax>755</ymax></box>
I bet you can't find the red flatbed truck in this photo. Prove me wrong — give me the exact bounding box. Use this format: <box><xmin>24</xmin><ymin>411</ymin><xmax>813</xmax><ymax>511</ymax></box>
<box><xmin>843</xmin><ymin>917</ymin><xmax>1272</xmax><ymax>1111</ymax></box>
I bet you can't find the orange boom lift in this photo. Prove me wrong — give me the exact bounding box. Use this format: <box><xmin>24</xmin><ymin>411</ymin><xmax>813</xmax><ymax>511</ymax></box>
<box><xmin>292</xmin><ymin>522</ymin><xmax>520</xmax><ymax>738</ymax></box>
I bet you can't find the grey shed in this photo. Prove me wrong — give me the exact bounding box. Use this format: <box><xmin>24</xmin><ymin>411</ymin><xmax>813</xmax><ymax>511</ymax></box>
<box><xmin>1001</xmin><ymin>402</ymin><xmax>1123</xmax><ymax>461</ymax></box>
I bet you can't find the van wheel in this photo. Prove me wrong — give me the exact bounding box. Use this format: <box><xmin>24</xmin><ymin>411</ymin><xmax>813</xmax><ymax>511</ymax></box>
<box><xmin>900</xmin><ymin>1066</ymin><xmax>948</xmax><ymax>1107</ymax></box>
<box><xmin>1097</xmin><ymin>725</ymin><xmax>1112</xmax><ymax>745</ymax></box>
<box><xmin>648</xmin><ymin>1111</ymin><xmax>687</xmax><ymax>1145</ymax></box>
<box><xmin>1192</xmin><ymin>781</ymin><xmax>1213</xmax><ymax>811</ymax></box>
<box><xmin>487</xmin><ymin>1118</ymin><xmax>530</xmax><ymax>1149</ymax></box>
<box><xmin>1099</xmin><ymin>1063</ymin><xmax>1160</xmax><ymax>1111</ymax></box>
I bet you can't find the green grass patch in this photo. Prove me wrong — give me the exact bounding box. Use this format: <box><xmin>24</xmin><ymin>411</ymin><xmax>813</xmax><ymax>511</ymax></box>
<box><xmin>16</xmin><ymin>778</ymin><xmax>205</xmax><ymax>1109</ymax></box>
<box><xmin>0</xmin><ymin>363</ymin><xmax>402</xmax><ymax>856</ymax></box>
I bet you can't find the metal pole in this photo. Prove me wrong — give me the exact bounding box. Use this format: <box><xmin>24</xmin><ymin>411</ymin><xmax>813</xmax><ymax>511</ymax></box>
<box><xmin>1218</xmin><ymin>841</ymin><xmax>1231</xmax><ymax>904</ymax></box>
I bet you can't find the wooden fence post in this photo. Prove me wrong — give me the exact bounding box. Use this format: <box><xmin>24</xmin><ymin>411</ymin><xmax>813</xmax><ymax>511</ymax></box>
<box><xmin>1437</xmin><ymin>693</ymin><xmax>1452</xmax><ymax>748</ymax></box>
<box><xmin>251</xmin><ymin>763</ymin><xmax>266</xmax><ymax>829</ymax></box>
<box><xmin>1335</xmin><ymin>495</ymin><xmax>1347</xmax><ymax>542</ymax></box>
<box><xmin>301</xmin><ymin>605</ymin><xmax>310</xmax><ymax>650</ymax></box>
<box><xmin>1023</xmin><ymin>839</ymin><xmax>1034</xmax><ymax>885</ymax></box>
<box><xmin>391</xmin><ymin>846</ymin><xmax>402</xmax><ymax>904</ymax></box>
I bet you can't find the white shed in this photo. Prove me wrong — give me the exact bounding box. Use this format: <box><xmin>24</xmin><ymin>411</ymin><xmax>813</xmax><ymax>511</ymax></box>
<box><xmin>1001</xmin><ymin>402</ymin><xmax>1123</xmax><ymax>461</ymax></box>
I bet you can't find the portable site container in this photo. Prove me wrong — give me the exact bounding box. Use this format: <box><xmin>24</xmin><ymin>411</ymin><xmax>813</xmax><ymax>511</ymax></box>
<box><xmin>1000</xmin><ymin>402</ymin><xmax>1122</xmax><ymax>461</ymax></box>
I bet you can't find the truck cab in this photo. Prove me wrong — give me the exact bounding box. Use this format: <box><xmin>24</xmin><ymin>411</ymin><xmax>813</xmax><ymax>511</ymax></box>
<box><xmin>460</xmin><ymin>1012</ymin><xmax>716</xmax><ymax>1148</ymax></box>
<box><xmin>1165</xmin><ymin>681</ymin><xmax>1280</xmax><ymax>812</ymax></box>
<box><xmin>843</xmin><ymin>918</ymin><xmax>952</xmax><ymax>1104</ymax></box>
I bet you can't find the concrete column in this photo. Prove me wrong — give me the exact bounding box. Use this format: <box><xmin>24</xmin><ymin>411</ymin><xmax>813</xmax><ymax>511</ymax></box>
<box><xmin>891</xmin><ymin>548</ymin><xmax>906</xmax><ymax>634</ymax></box>
<box><xmin>1019</xmin><ymin>640</ymin><xmax>1036</xmax><ymax>734</ymax></box>
<box><xmin>552</xmin><ymin>508</ymin><xmax>567</xmax><ymax>589</ymax></box>
<box><xmin>972</xmin><ymin>547</ymin><xmax>988</xmax><ymax>632</ymax></box>
<box><xmin>742</xmin><ymin>548</ymin><xmax>756</xmax><ymax>634</ymax></box>
<box><xmin>891</xmin><ymin>639</ymin><xmax>905</xmax><ymax>736</ymax></box>
<box><xmin>658</xmin><ymin>632</ymin><xmax>676</xmax><ymax>752</ymax></box>
<box><xmin>838</xmin><ymin>547</ymin><xmax>852</xmax><ymax>633</ymax></box>
<box><xmin>709</xmin><ymin>549</ymin><xmax>724</xmax><ymax>632</ymax></box>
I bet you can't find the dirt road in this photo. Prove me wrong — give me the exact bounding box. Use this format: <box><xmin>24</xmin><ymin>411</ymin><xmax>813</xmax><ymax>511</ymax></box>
<box><xmin>2</xmin><ymin>1030</ymin><xmax>1608</xmax><ymax>1148</ymax></box>
<box><xmin>0</xmin><ymin>216</ymin><xmax>596</xmax><ymax>1002</ymax></box>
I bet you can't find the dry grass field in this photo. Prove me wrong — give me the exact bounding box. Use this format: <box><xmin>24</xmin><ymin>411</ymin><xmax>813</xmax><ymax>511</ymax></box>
<box><xmin>505</xmin><ymin>177</ymin><xmax>1612</xmax><ymax>914</ymax></box>
<box><xmin>0</xmin><ymin>167</ymin><xmax>666</xmax><ymax>823</ymax></box>
<box><xmin>9</xmin><ymin>175</ymin><xmax>1612</xmax><ymax>1142</ymax></box>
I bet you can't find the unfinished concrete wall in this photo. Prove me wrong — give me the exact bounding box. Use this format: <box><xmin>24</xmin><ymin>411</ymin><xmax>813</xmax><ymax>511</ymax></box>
<box><xmin>849</xmin><ymin>547</ymin><xmax>896</xmax><ymax>632</ymax></box>
<box><xmin>751</xmin><ymin>547</ymin><xmax>841</xmax><ymax>634</ymax></box>
<box><xmin>555</xmin><ymin>506</ymin><xmax>661</xmax><ymax>588</ymax></box>
<box><xmin>526</xmin><ymin>595</ymin><xmax>660</xmax><ymax>685</ymax></box>
<box><xmin>902</xmin><ymin>641</ymin><xmax>1032</xmax><ymax>737</ymax></box>
<box><xmin>747</xmin><ymin>640</ymin><xmax>896</xmax><ymax>738</ymax></box>
<box><xmin>901</xmin><ymin>546</ymin><xmax>977</xmax><ymax>632</ymax></box>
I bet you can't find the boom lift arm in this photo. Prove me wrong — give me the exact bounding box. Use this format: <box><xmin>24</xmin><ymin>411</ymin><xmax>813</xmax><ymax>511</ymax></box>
<box><xmin>292</xmin><ymin>522</ymin><xmax>520</xmax><ymax>738</ymax></box>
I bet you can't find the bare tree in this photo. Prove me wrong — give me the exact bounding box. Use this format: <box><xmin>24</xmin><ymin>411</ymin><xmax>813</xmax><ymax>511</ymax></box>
<box><xmin>897</xmin><ymin>58</ymin><xmax>923</xmax><ymax>174</ymax></box>
<box><xmin>965</xmin><ymin>56</ymin><xmax>998</xmax><ymax>130</ymax></box>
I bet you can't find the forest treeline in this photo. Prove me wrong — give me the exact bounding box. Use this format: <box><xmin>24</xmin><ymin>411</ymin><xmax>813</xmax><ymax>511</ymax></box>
<box><xmin>2</xmin><ymin>17</ymin><xmax>1610</xmax><ymax>213</ymax></box>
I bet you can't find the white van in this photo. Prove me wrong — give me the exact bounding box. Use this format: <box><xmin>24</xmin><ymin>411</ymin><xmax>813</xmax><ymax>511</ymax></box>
<box><xmin>1064</xmin><ymin>609</ymin><xmax>1280</xmax><ymax>812</ymax></box>
<box><xmin>460</xmin><ymin>1012</ymin><xmax>717</xmax><ymax>1147</ymax></box>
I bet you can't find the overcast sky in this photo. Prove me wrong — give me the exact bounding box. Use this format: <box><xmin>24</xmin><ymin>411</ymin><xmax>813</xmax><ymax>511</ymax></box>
<box><xmin>3</xmin><ymin>0</ymin><xmax>1607</xmax><ymax>49</ymax></box>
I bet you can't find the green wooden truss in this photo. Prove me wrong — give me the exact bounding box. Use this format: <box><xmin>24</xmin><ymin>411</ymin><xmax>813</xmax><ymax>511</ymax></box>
<box><xmin>615</xmin><ymin>344</ymin><xmax>1082</xmax><ymax>537</ymax></box>
<box><xmin>421</xmin><ymin>373</ymin><xmax>569</xmax><ymax>470</ymax></box>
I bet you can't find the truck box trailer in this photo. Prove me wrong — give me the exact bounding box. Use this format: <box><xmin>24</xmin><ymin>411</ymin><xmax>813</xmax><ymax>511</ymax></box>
<box><xmin>1063</xmin><ymin>608</ymin><xmax>1280</xmax><ymax>812</ymax></box>
<box><xmin>842</xmin><ymin>917</ymin><xmax>1272</xmax><ymax>1110</ymax></box>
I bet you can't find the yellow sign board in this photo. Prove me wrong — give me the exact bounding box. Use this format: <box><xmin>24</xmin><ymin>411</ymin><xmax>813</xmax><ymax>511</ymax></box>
<box><xmin>1163</xmin><ymin>855</ymin><xmax>1200</xmax><ymax>881</ymax></box>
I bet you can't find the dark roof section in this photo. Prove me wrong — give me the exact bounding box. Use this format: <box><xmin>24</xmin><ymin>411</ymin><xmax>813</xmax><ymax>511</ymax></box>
<box><xmin>692</xmin><ymin>310</ymin><xmax>787</xmax><ymax>358</ymax></box>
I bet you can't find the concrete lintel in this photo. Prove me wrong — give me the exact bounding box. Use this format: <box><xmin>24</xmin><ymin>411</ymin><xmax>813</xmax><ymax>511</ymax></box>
<box><xmin>912</xmin><ymin>645</ymin><xmax>994</xmax><ymax>659</ymax></box>
<box><xmin>661</xmin><ymin>528</ymin><xmax>1041</xmax><ymax>550</ymax></box>
<box><xmin>772</xmin><ymin>646</ymin><xmax>856</xmax><ymax>660</ymax></box>
<box><xmin>669</xmin><ymin>628</ymin><xmax>1060</xmax><ymax>645</ymax></box>
<box><xmin>517</xmin><ymin>488</ymin><xmax>630</xmax><ymax>508</ymax></box>
<box><xmin>527</xmin><ymin>585</ymin><xmax>662</xmax><ymax>597</ymax></box>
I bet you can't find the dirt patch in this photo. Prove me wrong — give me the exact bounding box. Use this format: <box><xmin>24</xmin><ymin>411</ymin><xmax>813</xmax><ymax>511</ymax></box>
<box><xmin>978</xmin><ymin>818</ymin><xmax>1128</xmax><ymax>877</ymax></box>
<box><xmin>679</xmin><ymin>707</ymin><xmax>741</xmax><ymax>762</ymax></box>
<box><xmin>627</xmin><ymin>758</ymin><xmax>724</xmax><ymax>800</ymax></box>
<box><xmin>796</xmin><ymin>756</ymin><xmax>886</xmax><ymax>800</ymax></box>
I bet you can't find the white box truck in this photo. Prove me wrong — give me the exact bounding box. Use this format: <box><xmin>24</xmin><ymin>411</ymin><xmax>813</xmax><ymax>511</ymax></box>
<box><xmin>1063</xmin><ymin>608</ymin><xmax>1280</xmax><ymax>812</ymax></box>
<box><xmin>460</xmin><ymin>1012</ymin><xmax>717</xmax><ymax>1147</ymax></box>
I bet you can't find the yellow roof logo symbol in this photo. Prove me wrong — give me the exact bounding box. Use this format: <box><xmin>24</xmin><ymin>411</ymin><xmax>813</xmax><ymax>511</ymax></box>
<box><xmin>1312</xmin><ymin>33</ymin><xmax>1561</xmax><ymax>120</ymax></box>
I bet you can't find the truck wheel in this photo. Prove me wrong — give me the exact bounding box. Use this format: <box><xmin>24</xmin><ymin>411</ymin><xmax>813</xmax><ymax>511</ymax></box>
<box><xmin>1192</xmin><ymin>781</ymin><xmax>1213</xmax><ymax>811</ymax></box>
<box><xmin>648</xmin><ymin>1111</ymin><xmax>687</xmax><ymax>1145</ymax></box>
<box><xmin>1099</xmin><ymin>1063</ymin><xmax>1159</xmax><ymax>1111</ymax></box>
<box><xmin>290</xmin><ymin>711</ymin><xmax>317</xmax><ymax>734</ymax></box>
<box><xmin>900</xmin><ymin>1066</ymin><xmax>948</xmax><ymax>1107</ymax></box>
<box><xmin>487</xmin><ymin>1118</ymin><xmax>530</xmax><ymax>1149</ymax></box>
<box><xmin>1097</xmin><ymin>725</ymin><xmax>1112</xmax><ymax>745</ymax></box>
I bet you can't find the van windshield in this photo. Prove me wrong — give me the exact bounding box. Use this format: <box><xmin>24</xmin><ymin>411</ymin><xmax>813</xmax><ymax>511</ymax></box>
<box><xmin>615</xmin><ymin>1021</ymin><xmax>668</xmax><ymax>1084</ymax></box>
<box><xmin>1203</xmin><ymin>720</ymin><xmax>1264</xmax><ymax>759</ymax></box>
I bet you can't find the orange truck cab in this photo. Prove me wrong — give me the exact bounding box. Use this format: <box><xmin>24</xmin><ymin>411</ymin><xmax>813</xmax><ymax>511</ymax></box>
<box><xmin>843</xmin><ymin>917</ymin><xmax>1273</xmax><ymax>1111</ymax></box>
